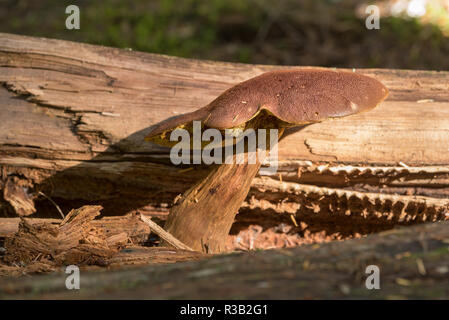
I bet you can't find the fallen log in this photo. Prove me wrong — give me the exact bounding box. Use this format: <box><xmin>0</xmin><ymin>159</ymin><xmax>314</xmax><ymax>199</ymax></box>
<box><xmin>1</xmin><ymin>220</ymin><xmax>448</xmax><ymax>299</ymax></box>
<box><xmin>0</xmin><ymin>33</ymin><xmax>448</xmax><ymax>223</ymax></box>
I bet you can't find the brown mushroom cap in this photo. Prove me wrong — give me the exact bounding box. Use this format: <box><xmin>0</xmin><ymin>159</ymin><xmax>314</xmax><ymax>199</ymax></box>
<box><xmin>146</xmin><ymin>69</ymin><xmax>388</xmax><ymax>143</ymax></box>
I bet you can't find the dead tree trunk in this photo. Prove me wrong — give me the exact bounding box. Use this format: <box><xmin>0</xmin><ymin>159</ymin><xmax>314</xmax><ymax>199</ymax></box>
<box><xmin>0</xmin><ymin>33</ymin><xmax>448</xmax><ymax>228</ymax></box>
<box><xmin>1</xmin><ymin>220</ymin><xmax>448</xmax><ymax>299</ymax></box>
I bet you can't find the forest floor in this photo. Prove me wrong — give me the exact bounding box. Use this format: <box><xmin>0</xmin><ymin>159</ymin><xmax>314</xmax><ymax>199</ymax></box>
<box><xmin>1</xmin><ymin>219</ymin><xmax>448</xmax><ymax>299</ymax></box>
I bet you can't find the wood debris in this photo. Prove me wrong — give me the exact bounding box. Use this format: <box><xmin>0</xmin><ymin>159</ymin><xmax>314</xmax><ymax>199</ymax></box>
<box><xmin>3</xmin><ymin>205</ymin><xmax>128</xmax><ymax>269</ymax></box>
<box><xmin>3</xmin><ymin>176</ymin><xmax>35</xmax><ymax>216</ymax></box>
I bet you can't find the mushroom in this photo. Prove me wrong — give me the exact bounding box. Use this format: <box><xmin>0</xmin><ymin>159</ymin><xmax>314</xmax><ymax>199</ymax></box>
<box><xmin>145</xmin><ymin>69</ymin><xmax>388</xmax><ymax>253</ymax></box>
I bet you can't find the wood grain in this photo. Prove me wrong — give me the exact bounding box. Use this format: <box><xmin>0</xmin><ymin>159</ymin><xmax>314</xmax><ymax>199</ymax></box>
<box><xmin>0</xmin><ymin>33</ymin><xmax>448</xmax><ymax>217</ymax></box>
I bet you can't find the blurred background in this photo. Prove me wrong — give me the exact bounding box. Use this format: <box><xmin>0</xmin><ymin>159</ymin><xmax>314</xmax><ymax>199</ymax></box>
<box><xmin>1</xmin><ymin>0</ymin><xmax>449</xmax><ymax>70</ymax></box>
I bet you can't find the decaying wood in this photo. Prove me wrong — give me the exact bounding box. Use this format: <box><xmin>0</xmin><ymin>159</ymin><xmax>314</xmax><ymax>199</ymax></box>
<box><xmin>3</xmin><ymin>176</ymin><xmax>35</xmax><ymax>216</ymax></box>
<box><xmin>0</xmin><ymin>213</ymin><xmax>151</xmax><ymax>242</ymax></box>
<box><xmin>248</xmin><ymin>178</ymin><xmax>449</xmax><ymax>224</ymax></box>
<box><xmin>2</xmin><ymin>220</ymin><xmax>448</xmax><ymax>299</ymax></box>
<box><xmin>1</xmin><ymin>33</ymin><xmax>449</xmax><ymax>219</ymax></box>
<box><xmin>0</xmin><ymin>206</ymin><xmax>210</xmax><ymax>276</ymax></box>
<box><xmin>3</xmin><ymin>205</ymin><xmax>127</xmax><ymax>267</ymax></box>
<box><xmin>0</xmin><ymin>246</ymin><xmax>207</xmax><ymax>277</ymax></box>
<box><xmin>106</xmin><ymin>246</ymin><xmax>205</xmax><ymax>268</ymax></box>
<box><xmin>0</xmin><ymin>211</ymin><xmax>207</xmax><ymax>277</ymax></box>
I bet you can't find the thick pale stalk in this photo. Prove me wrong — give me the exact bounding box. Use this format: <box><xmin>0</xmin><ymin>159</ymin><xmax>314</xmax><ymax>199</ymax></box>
<box><xmin>162</xmin><ymin>159</ymin><xmax>263</xmax><ymax>253</ymax></box>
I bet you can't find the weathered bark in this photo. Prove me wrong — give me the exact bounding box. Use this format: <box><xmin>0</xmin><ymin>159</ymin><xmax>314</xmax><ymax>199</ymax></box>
<box><xmin>1</xmin><ymin>220</ymin><xmax>448</xmax><ymax>299</ymax></box>
<box><xmin>1</xmin><ymin>33</ymin><xmax>449</xmax><ymax>220</ymax></box>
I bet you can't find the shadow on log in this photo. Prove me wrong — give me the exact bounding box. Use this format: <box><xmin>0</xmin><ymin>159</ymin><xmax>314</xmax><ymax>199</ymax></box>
<box><xmin>0</xmin><ymin>33</ymin><xmax>448</xmax><ymax>249</ymax></box>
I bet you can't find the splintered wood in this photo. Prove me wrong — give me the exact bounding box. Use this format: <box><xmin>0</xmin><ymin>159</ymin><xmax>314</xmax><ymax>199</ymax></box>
<box><xmin>0</xmin><ymin>206</ymin><xmax>205</xmax><ymax>276</ymax></box>
<box><xmin>3</xmin><ymin>206</ymin><xmax>126</xmax><ymax>268</ymax></box>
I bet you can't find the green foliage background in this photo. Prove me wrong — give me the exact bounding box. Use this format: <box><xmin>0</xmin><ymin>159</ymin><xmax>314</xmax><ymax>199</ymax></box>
<box><xmin>1</xmin><ymin>0</ymin><xmax>449</xmax><ymax>70</ymax></box>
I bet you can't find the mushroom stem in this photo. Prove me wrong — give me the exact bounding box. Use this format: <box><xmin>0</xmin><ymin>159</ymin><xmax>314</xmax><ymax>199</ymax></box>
<box><xmin>162</xmin><ymin>156</ymin><xmax>264</xmax><ymax>253</ymax></box>
<box><xmin>160</xmin><ymin>119</ymin><xmax>283</xmax><ymax>253</ymax></box>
